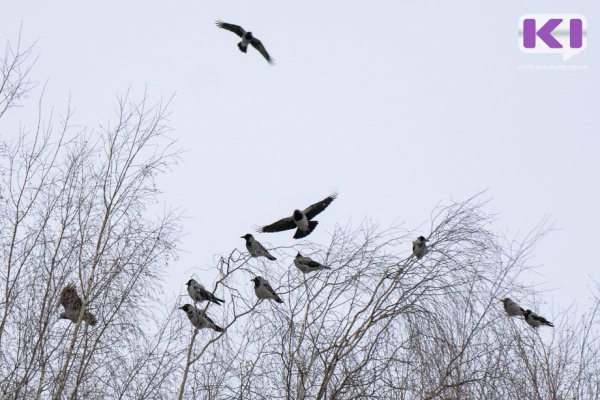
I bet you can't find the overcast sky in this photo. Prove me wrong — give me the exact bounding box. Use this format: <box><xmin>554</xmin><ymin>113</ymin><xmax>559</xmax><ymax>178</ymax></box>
<box><xmin>1</xmin><ymin>1</ymin><xmax>598</xmax><ymax>313</ymax></box>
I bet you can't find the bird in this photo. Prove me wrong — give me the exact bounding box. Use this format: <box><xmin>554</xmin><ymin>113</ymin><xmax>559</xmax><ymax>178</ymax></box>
<box><xmin>241</xmin><ymin>234</ymin><xmax>276</xmax><ymax>261</ymax></box>
<box><xmin>524</xmin><ymin>309</ymin><xmax>554</xmax><ymax>328</ymax></box>
<box><xmin>58</xmin><ymin>283</ymin><xmax>97</xmax><ymax>326</ymax></box>
<box><xmin>412</xmin><ymin>236</ymin><xmax>429</xmax><ymax>259</ymax></box>
<box><xmin>216</xmin><ymin>21</ymin><xmax>274</xmax><ymax>65</ymax></box>
<box><xmin>186</xmin><ymin>279</ymin><xmax>225</xmax><ymax>306</ymax></box>
<box><xmin>251</xmin><ymin>276</ymin><xmax>283</xmax><ymax>303</ymax></box>
<box><xmin>259</xmin><ymin>193</ymin><xmax>338</xmax><ymax>239</ymax></box>
<box><xmin>294</xmin><ymin>252</ymin><xmax>331</xmax><ymax>274</ymax></box>
<box><xmin>501</xmin><ymin>298</ymin><xmax>526</xmax><ymax>317</ymax></box>
<box><xmin>179</xmin><ymin>304</ymin><xmax>224</xmax><ymax>332</ymax></box>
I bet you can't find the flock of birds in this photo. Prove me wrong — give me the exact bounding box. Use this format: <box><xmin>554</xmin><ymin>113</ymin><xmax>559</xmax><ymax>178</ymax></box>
<box><xmin>56</xmin><ymin>22</ymin><xmax>554</xmax><ymax>333</ymax></box>
<box><xmin>501</xmin><ymin>297</ymin><xmax>554</xmax><ymax>328</ymax></box>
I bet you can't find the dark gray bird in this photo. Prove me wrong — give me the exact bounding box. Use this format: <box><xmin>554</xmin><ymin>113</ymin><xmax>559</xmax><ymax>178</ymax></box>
<box><xmin>524</xmin><ymin>309</ymin><xmax>554</xmax><ymax>328</ymax></box>
<box><xmin>186</xmin><ymin>279</ymin><xmax>224</xmax><ymax>306</ymax></box>
<box><xmin>294</xmin><ymin>252</ymin><xmax>331</xmax><ymax>274</ymax></box>
<box><xmin>179</xmin><ymin>304</ymin><xmax>224</xmax><ymax>332</ymax></box>
<box><xmin>241</xmin><ymin>234</ymin><xmax>276</xmax><ymax>261</ymax></box>
<box><xmin>259</xmin><ymin>193</ymin><xmax>338</xmax><ymax>239</ymax></box>
<box><xmin>216</xmin><ymin>21</ymin><xmax>274</xmax><ymax>65</ymax></box>
<box><xmin>59</xmin><ymin>283</ymin><xmax>97</xmax><ymax>326</ymax></box>
<box><xmin>251</xmin><ymin>276</ymin><xmax>283</xmax><ymax>303</ymax></box>
<box><xmin>501</xmin><ymin>298</ymin><xmax>526</xmax><ymax>317</ymax></box>
<box><xmin>412</xmin><ymin>236</ymin><xmax>429</xmax><ymax>259</ymax></box>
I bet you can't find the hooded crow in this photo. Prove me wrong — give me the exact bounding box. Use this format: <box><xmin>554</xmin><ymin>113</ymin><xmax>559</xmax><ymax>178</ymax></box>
<box><xmin>524</xmin><ymin>309</ymin><xmax>554</xmax><ymax>328</ymax></box>
<box><xmin>251</xmin><ymin>276</ymin><xmax>283</xmax><ymax>303</ymax></box>
<box><xmin>59</xmin><ymin>283</ymin><xmax>97</xmax><ymax>326</ymax></box>
<box><xmin>501</xmin><ymin>298</ymin><xmax>526</xmax><ymax>317</ymax></box>
<box><xmin>186</xmin><ymin>279</ymin><xmax>225</xmax><ymax>306</ymax></box>
<box><xmin>216</xmin><ymin>21</ymin><xmax>274</xmax><ymax>65</ymax></box>
<box><xmin>241</xmin><ymin>234</ymin><xmax>276</xmax><ymax>261</ymax></box>
<box><xmin>179</xmin><ymin>304</ymin><xmax>224</xmax><ymax>332</ymax></box>
<box><xmin>259</xmin><ymin>193</ymin><xmax>338</xmax><ymax>239</ymax></box>
<box><xmin>412</xmin><ymin>236</ymin><xmax>429</xmax><ymax>259</ymax></box>
<box><xmin>294</xmin><ymin>252</ymin><xmax>331</xmax><ymax>274</ymax></box>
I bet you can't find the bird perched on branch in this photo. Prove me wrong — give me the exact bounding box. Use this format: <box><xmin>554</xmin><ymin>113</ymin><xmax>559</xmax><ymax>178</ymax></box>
<box><xmin>259</xmin><ymin>193</ymin><xmax>338</xmax><ymax>239</ymax></box>
<box><xmin>501</xmin><ymin>298</ymin><xmax>526</xmax><ymax>317</ymax></box>
<box><xmin>186</xmin><ymin>279</ymin><xmax>225</xmax><ymax>306</ymax></box>
<box><xmin>216</xmin><ymin>21</ymin><xmax>275</xmax><ymax>65</ymax></box>
<box><xmin>524</xmin><ymin>309</ymin><xmax>554</xmax><ymax>328</ymax></box>
<box><xmin>294</xmin><ymin>252</ymin><xmax>331</xmax><ymax>274</ymax></box>
<box><xmin>179</xmin><ymin>304</ymin><xmax>224</xmax><ymax>332</ymax></box>
<box><xmin>412</xmin><ymin>236</ymin><xmax>429</xmax><ymax>259</ymax></box>
<box><xmin>251</xmin><ymin>276</ymin><xmax>283</xmax><ymax>303</ymax></box>
<box><xmin>241</xmin><ymin>234</ymin><xmax>276</xmax><ymax>261</ymax></box>
<box><xmin>59</xmin><ymin>283</ymin><xmax>97</xmax><ymax>326</ymax></box>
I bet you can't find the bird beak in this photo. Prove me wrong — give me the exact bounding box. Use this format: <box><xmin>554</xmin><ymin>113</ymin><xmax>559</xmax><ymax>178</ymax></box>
<box><xmin>240</xmin><ymin>236</ymin><xmax>245</xmax><ymax>239</ymax></box>
<box><xmin>178</xmin><ymin>306</ymin><xmax>185</xmax><ymax>310</ymax></box>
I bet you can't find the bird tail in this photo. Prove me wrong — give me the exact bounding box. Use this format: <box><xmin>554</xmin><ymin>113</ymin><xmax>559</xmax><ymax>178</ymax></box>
<box><xmin>275</xmin><ymin>295</ymin><xmax>284</xmax><ymax>304</ymax></box>
<box><xmin>84</xmin><ymin>312</ymin><xmax>98</xmax><ymax>326</ymax></box>
<box><xmin>267</xmin><ymin>253</ymin><xmax>277</xmax><ymax>261</ymax></box>
<box><xmin>211</xmin><ymin>296</ymin><xmax>225</xmax><ymax>305</ymax></box>
<box><xmin>545</xmin><ymin>321</ymin><xmax>554</xmax><ymax>327</ymax></box>
<box><xmin>238</xmin><ymin>42</ymin><xmax>248</xmax><ymax>53</ymax></box>
<box><xmin>213</xmin><ymin>324</ymin><xmax>224</xmax><ymax>332</ymax></box>
<box><xmin>293</xmin><ymin>221</ymin><xmax>318</xmax><ymax>239</ymax></box>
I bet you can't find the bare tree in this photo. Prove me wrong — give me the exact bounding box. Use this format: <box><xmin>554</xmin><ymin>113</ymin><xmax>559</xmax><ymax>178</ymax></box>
<box><xmin>171</xmin><ymin>198</ymin><xmax>600</xmax><ymax>400</ymax></box>
<box><xmin>0</xmin><ymin>35</ymin><xmax>183</xmax><ymax>398</ymax></box>
<box><xmin>2</xmin><ymin>33</ymin><xmax>599</xmax><ymax>400</ymax></box>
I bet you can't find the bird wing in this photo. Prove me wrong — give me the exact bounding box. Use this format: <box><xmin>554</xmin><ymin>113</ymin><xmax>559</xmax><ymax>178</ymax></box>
<box><xmin>259</xmin><ymin>216</ymin><xmax>296</xmax><ymax>233</ymax></box>
<box><xmin>250</xmin><ymin>38</ymin><xmax>275</xmax><ymax>65</ymax></box>
<box><xmin>198</xmin><ymin>285</ymin><xmax>224</xmax><ymax>303</ymax></box>
<box><xmin>303</xmin><ymin>193</ymin><xmax>338</xmax><ymax>220</ymax></box>
<box><xmin>257</xmin><ymin>241</ymin><xmax>271</xmax><ymax>254</ymax></box>
<box><xmin>215</xmin><ymin>21</ymin><xmax>245</xmax><ymax>37</ymax></box>
<box><xmin>300</xmin><ymin>256</ymin><xmax>323</xmax><ymax>269</ymax></box>
<box><xmin>59</xmin><ymin>283</ymin><xmax>83</xmax><ymax>311</ymax></box>
<box><xmin>534</xmin><ymin>314</ymin><xmax>552</xmax><ymax>325</ymax></box>
<box><xmin>261</xmin><ymin>279</ymin><xmax>279</xmax><ymax>297</ymax></box>
<box><xmin>306</xmin><ymin>259</ymin><xmax>325</xmax><ymax>269</ymax></box>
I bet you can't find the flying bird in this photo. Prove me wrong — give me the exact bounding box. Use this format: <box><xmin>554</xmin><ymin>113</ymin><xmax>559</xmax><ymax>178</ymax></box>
<box><xmin>186</xmin><ymin>279</ymin><xmax>225</xmax><ymax>306</ymax></box>
<box><xmin>251</xmin><ymin>276</ymin><xmax>283</xmax><ymax>303</ymax></box>
<box><xmin>241</xmin><ymin>234</ymin><xmax>276</xmax><ymax>261</ymax></box>
<box><xmin>179</xmin><ymin>304</ymin><xmax>224</xmax><ymax>332</ymax></box>
<box><xmin>216</xmin><ymin>21</ymin><xmax>274</xmax><ymax>65</ymax></box>
<box><xmin>259</xmin><ymin>193</ymin><xmax>338</xmax><ymax>239</ymax></box>
<box><xmin>294</xmin><ymin>252</ymin><xmax>331</xmax><ymax>274</ymax></box>
<box><xmin>501</xmin><ymin>298</ymin><xmax>526</xmax><ymax>317</ymax></box>
<box><xmin>524</xmin><ymin>309</ymin><xmax>554</xmax><ymax>328</ymax></box>
<box><xmin>412</xmin><ymin>236</ymin><xmax>429</xmax><ymax>259</ymax></box>
<box><xmin>59</xmin><ymin>283</ymin><xmax>97</xmax><ymax>326</ymax></box>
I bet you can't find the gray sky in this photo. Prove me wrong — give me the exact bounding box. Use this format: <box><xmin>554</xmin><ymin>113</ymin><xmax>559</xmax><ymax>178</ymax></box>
<box><xmin>1</xmin><ymin>1</ymin><xmax>598</xmax><ymax>312</ymax></box>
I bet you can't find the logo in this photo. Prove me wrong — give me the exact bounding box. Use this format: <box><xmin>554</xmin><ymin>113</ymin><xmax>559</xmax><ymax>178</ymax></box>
<box><xmin>519</xmin><ymin>14</ymin><xmax>587</xmax><ymax>60</ymax></box>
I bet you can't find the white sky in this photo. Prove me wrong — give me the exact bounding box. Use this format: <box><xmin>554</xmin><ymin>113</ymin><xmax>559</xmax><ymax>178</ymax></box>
<box><xmin>1</xmin><ymin>1</ymin><xmax>598</xmax><ymax>312</ymax></box>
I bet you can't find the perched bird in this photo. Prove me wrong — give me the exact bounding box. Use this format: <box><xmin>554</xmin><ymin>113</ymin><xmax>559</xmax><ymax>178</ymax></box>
<box><xmin>501</xmin><ymin>298</ymin><xmax>526</xmax><ymax>317</ymax></box>
<box><xmin>259</xmin><ymin>193</ymin><xmax>338</xmax><ymax>239</ymax></box>
<box><xmin>294</xmin><ymin>252</ymin><xmax>331</xmax><ymax>274</ymax></box>
<box><xmin>59</xmin><ymin>283</ymin><xmax>97</xmax><ymax>326</ymax></box>
<box><xmin>186</xmin><ymin>279</ymin><xmax>225</xmax><ymax>306</ymax></box>
<box><xmin>251</xmin><ymin>276</ymin><xmax>283</xmax><ymax>303</ymax></box>
<box><xmin>524</xmin><ymin>309</ymin><xmax>554</xmax><ymax>328</ymax></box>
<box><xmin>412</xmin><ymin>236</ymin><xmax>429</xmax><ymax>259</ymax></box>
<box><xmin>179</xmin><ymin>304</ymin><xmax>224</xmax><ymax>332</ymax></box>
<box><xmin>216</xmin><ymin>21</ymin><xmax>274</xmax><ymax>65</ymax></box>
<box><xmin>241</xmin><ymin>234</ymin><xmax>276</xmax><ymax>261</ymax></box>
